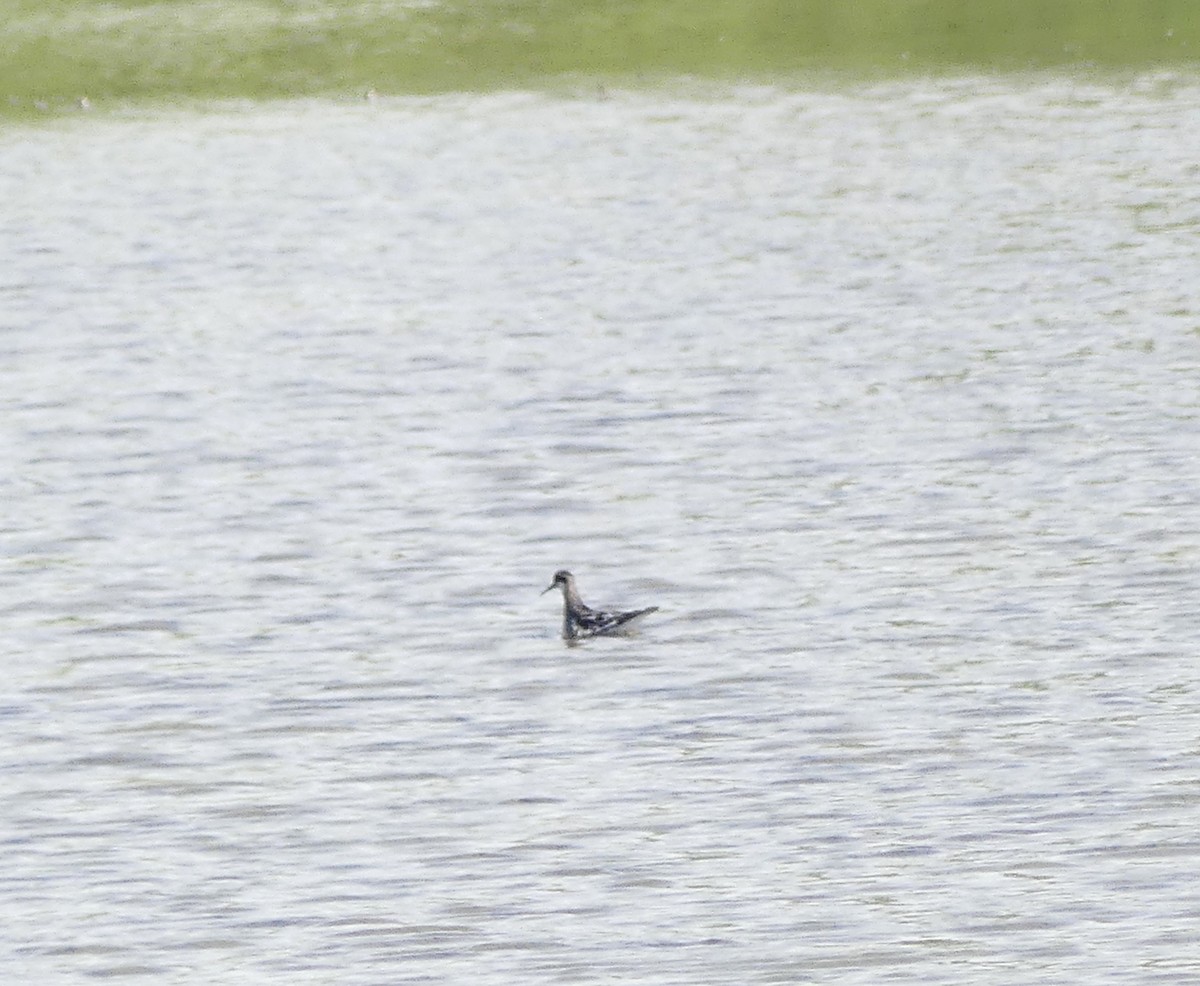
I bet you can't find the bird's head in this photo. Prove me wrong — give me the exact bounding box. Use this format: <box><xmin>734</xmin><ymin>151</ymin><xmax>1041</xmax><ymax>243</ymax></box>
<box><xmin>541</xmin><ymin>570</ymin><xmax>573</xmax><ymax>595</ymax></box>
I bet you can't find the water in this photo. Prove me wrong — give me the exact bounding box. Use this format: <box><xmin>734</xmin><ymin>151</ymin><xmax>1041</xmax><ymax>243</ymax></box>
<box><xmin>7</xmin><ymin>0</ymin><xmax>1200</xmax><ymax>114</ymax></box>
<box><xmin>3</xmin><ymin>75</ymin><xmax>1200</xmax><ymax>983</ymax></box>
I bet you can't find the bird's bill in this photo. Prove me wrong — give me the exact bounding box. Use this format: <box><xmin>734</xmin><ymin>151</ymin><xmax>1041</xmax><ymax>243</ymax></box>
<box><xmin>540</xmin><ymin>582</ymin><xmax>555</xmax><ymax>595</ymax></box>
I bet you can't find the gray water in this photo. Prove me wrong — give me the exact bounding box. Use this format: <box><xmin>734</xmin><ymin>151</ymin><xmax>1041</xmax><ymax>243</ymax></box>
<box><xmin>2</xmin><ymin>74</ymin><xmax>1199</xmax><ymax>984</ymax></box>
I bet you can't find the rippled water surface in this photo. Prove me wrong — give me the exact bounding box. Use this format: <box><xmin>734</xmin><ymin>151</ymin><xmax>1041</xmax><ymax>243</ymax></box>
<box><xmin>3</xmin><ymin>76</ymin><xmax>1200</xmax><ymax>983</ymax></box>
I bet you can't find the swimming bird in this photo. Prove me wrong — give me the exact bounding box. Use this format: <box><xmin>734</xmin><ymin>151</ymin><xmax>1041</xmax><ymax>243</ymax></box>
<box><xmin>541</xmin><ymin>570</ymin><xmax>658</xmax><ymax>641</ymax></box>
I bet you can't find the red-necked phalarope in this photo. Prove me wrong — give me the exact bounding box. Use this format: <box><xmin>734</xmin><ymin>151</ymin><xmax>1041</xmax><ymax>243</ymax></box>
<box><xmin>541</xmin><ymin>570</ymin><xmax>658</xmax><ymax>641</ymax></box>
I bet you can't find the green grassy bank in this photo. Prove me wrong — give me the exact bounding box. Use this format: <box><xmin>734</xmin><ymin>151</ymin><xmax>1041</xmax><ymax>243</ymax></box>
<box><xmin>3</xmin><ymin>0</ymin><xmax>1198</xmax><ymax>115</ymax></box>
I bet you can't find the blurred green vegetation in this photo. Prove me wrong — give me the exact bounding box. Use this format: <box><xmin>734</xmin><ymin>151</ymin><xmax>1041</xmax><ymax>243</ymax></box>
<box><xmin>3</xmin><ymin>0</ymin><xmax>1198</xmax><ymax>115</ymax></box>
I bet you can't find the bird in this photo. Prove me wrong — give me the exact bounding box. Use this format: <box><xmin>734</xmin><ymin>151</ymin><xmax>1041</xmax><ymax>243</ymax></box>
<box><xmin>541</xmin><ymin>570</ymin><xmax>658</xmax><ymax>641</ymax></box>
